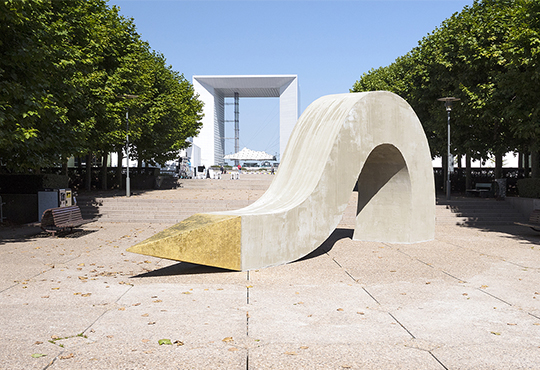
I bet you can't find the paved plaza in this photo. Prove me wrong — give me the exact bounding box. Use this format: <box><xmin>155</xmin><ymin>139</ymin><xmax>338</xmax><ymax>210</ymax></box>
<box><xmin>1</xmin><ymin>175</ymin><xmax>539</xmax><ymax>369</ymax></box>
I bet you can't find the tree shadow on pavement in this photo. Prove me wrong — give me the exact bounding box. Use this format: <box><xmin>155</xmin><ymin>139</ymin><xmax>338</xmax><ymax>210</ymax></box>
<box><xmin>131</xmin><ymin>227</ymin><xmax>354</xmax><ymax>277</ymax></box>
<box><xmin>0</xmin><ymin>225</ymin><xmax>98</xmax><ymax>244</ymax></box>
<box><xmin>476</xmin><ymin>224</ymin><xmax>540</xmax><ymax>246</ymax></box>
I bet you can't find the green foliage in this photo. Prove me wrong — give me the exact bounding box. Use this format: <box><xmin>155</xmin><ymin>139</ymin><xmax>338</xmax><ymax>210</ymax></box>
<box><xmin>352</xmin><ymin>0</ymin><xmax>540</xmax><ymax>175</ymax></box>
<box><xmin>0</xmin><ymin>0</ymin><xmax>203</xmax><ymax>172</ymax></box>
<box><xmin>129</xmin><ymin>51</ymin><xmax>204</xmax><ymax>166</ymax></box>
<box><xmin>517</xmin><ymin>178</ymin><xmax>540</xmax><ymax>198</ymax></box>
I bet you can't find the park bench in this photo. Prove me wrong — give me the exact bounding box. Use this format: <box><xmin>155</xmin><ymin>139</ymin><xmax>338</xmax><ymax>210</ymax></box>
<box><xmin>515</xmin><ymin>209</ymin><xmax>540</xmax><ymax>232</ymax></box>
<box><xmin>466</xmin><ymin>182</ymin><xmax>493</xmax><ymax>197</ymax></box>
<box><xmin>40</xmin><ymin>205</ymin><xmax>87</xmax><ymax>235</ymax></box>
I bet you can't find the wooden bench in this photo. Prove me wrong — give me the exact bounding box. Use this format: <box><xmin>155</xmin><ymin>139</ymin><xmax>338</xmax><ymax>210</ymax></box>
<box><xmin>515</xmin><ymin>209</ymin><xmax>540</xmax><ymax>232</ymax></box>
<box><xmin>466</xmin><ymin>182</ymin><xmax>493</xmax><ymax>197</ymax></box>
<box><xmin>40</xmin><ymin>205</ymin><xmax>87</xmax><ymax>235</ymax></box>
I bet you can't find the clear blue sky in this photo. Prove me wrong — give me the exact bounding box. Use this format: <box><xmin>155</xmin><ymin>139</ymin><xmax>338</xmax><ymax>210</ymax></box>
<box><xmin>110</xmin><ymin>0</ymin><xmax>473</xmax><ymax>160</ymax></box>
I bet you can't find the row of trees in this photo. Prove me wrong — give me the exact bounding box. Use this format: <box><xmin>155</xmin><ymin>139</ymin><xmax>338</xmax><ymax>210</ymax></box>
<box><xmin>0</xmin><ymin>0</ymin><xmax>203</xmax><ymax>188</ymax></box>
<box><xmin>352</xmin><ymin>0</ymin><xmax>540</xmax><ymax>181</ymax></box>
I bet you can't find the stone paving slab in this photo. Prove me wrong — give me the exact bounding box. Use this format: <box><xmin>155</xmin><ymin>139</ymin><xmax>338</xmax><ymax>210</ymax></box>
<box><xmin>248</xmin><ymin>343</ymin><xmax>445</xmax><ymax>369</ymax></box>
<box><xmin>1</xmin><ymin>182</ymin><xmax>540</xmax><ymax>369</ymax></box>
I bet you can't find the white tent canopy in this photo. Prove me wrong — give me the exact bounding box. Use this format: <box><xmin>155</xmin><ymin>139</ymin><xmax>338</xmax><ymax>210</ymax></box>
<box><xmin>224</xmin><ymin>147</ymin><xmax>275</xmax><ymax>161</ymax></box>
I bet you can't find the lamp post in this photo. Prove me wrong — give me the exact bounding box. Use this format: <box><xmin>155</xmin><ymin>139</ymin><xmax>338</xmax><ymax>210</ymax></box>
<box><xmin>437</xmin><ymin>97</ymin><xmax>460</xmax><ymax>200</ymax></box>
<box><xmin>118</xmin><ymin>94</ymin><xmax>139</xmax><ymax>197</ymax></box>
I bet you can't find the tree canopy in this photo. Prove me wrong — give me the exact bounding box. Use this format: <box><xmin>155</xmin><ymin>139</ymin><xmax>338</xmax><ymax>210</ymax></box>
<box><xmin>0</xmin><ymin>0</ymin><xmax>203</xmax><ymax>172</ymax></box>
<box><xmin>352</xmin><ymin>0</ymin><xmax>540</xmax><ymax>176</ymax></box>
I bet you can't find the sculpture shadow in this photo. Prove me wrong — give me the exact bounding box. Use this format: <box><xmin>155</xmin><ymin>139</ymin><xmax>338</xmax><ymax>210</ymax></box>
<box><xmin>131</xmin><ymin>227</ymin><xmax>354</xmax><ymax>278</ymax></box>
<box><xmin>296</xmin><ymin>228</ymin><xmax>354</xmax><ymax>262</ymax></box>
<box><xmin>132</xmin><ymin>262</ymin><xmax>232</xmax><ymax>278</ymax></box>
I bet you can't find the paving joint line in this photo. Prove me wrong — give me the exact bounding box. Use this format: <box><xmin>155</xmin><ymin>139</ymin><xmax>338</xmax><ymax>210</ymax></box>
<box><xmin>344</xmin><ymin>270</ymin><xmax>357</xmax><ymax>282</ymax></box>
<box><xmin>428</xmin><ymin>350</ymin><xmax>449</xmax><ymax>370</ymax></box>
<box><xmin>362</xmin><ymin>287</ymin><xmax>381</xmax><ymax>305</ymax></box>
<box><xmin>334</xmin><ymin>254</ymin><xmax>449</xmax><ymax>368</ymax></box>
<box><xmin>332</xmin><ymin>242</ymin><xmax>490</xmax><ymax>370</ymax></box>
<box><xmin>82</xmin><ymin>308</ymin><xmax>113</xmax><ymax>336</ymax></box>
<box><xmin>387</xmin><ymin>243</ymin><xmax>467</xmax><ymax>283</ymax></box>
<box><xmin>440</xmin><ymin>270</ymin><xmax>466</xmax><ymax>282</ymax></box>
<box><xmin>331</xmin><ymin>255</ymin><xmax>381</xmax><ymax>305</ymax></box>
<box><xmin>477</xmin><ymin>288</ymin><xmax>513</xmax><ymax>306</ymax></box>
<box><xmin>114</xmin><ymin>284</ymin><xmax>134</xmax><ymax>303</ymax></box>
<box><xmin>1</xmin><ymin>249</ymin><xmax>101</xmax><ymax>294</ymax></box>
<box><xmin>443</xmin><ymin>239</ymin><xmax>533</xmax><ymax>270</ymax></box>
<box><xmin>41</xmin><ymin>353</ymin><xmax>61</xmax><ymax>370</ymax></box>
<box><xmin>388</xmin><ymin>312</ymin><xmax>415</xmax><ymax>339</ymax></box>
<box><xmin>77</xmin><ymin>285</ymin><xmax>135</xmax><ymax>336</ymax></box>
<box><xmin>390</xmin><ymin>245</ymin><xmax>435</xmax><ymax>269</ymax></box>
<box><xmin>390</xmin><ymin>238</ymin><xmax>535</xmax><ymax>320</ymax></box>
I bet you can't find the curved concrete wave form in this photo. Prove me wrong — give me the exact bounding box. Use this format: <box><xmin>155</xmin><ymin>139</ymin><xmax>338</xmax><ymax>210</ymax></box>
<box><xmin>128</xmin><ymin>91</ymin><xmax>435</xmax><ymax>271</ymax></box>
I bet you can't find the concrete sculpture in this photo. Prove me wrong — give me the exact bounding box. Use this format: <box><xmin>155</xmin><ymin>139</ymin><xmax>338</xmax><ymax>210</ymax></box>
<box><xmin>128</xmin><ymin>92</ymin><xmax>435</xmax><ymax>271</ymax></box>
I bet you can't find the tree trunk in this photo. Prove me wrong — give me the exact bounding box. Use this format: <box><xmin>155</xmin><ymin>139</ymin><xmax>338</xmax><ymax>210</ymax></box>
<box><xmin>524</xmin><ymin>151</ymin><xmax>530</xmax><ymax>178</ymax></box>
<box><xmin>465</xmin><ymin>153</ymin><xmax>472</xmax><ymax>190</ymax></box>
<box><xmin>494</xmin><ymin>152</ymin><xmax>503</xmax><ymax>179</ymax></box>
<box><xmin>100</xmin><ymin>153</ymin><xmax>108</xmax><ymax>190</ymax></box>
<box><xmin>62</xmin><ymin>159</ymin><xmax>68</xmax><ymax>176</ymax></box>
<box><xmin>532</xmin><ymin>150</ymin><xmax>540</xmax><ymax>179</ymax></box>
<box><xmin>85</xmin><ymin>152</ymin><xmax>92</xmax><ymax>191</ymax></box>
<box><xmin>76</xmin><ymin>156</ymin><xmax>82</xmax><ymax>181</ymax></box>
<box><xmin>116</xmin><ymin>150</ymin><xmax>123</xmax><ymax>190</ymax></box>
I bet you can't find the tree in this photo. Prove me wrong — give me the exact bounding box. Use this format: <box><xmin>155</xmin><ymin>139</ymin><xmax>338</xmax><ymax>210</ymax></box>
<box><xmin>499</xmin><ymin>0</ymin><xmax>540</xmax><ymax>177</ymax></box>
<box><xmin>352</xmin><ymin>0</ymin><xmax>540</xmax><ymax>177</ymax></box>
<box><xmin>131</xmin><ymin>51</ymin><xmax>203</xmax><ymax>167</ymax></box>
<box><xmin>0</xmin><ymin>0</ymin><xmax>204</xmax><ymax>187</ymax></box>
<box><xmin>0</xmin><ymin>0</ymin><xmax>73</xmax><ymax>170</ymax></box>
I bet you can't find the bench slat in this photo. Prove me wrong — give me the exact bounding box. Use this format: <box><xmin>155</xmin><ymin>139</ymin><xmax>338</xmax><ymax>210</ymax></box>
<box><xmin>41</xmin><ymin>206</ymin><xmax>86</xmax><ymax>234</ymax></box>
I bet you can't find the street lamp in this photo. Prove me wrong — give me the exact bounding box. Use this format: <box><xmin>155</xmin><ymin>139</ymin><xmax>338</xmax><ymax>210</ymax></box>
<box><xmin>437</xmin><ymin>97</ymin><xmax>460</xmax><ymax>200</ymax></box>
<box><xmin>118</xmin><ymin>94</ymin><xmax>139</xmax><ymax>197</ymax></box>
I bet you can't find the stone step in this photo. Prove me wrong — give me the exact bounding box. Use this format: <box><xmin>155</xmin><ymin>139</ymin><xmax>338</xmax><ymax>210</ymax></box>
<box><xmin>79</xmin><ymin>203</ymin><xmax>250</xmax><ymax>221</ymax></box>
<box><xmin>78</xmin><ymin>189</ymin><xmax>526</xmax><ymax>226</ymax></box>
<box><xmin>437</xmin><ymin>215</ymin><xmax>522</xmax><ymax>223</ymax></box>
<box><xmin>75</xmin><ymin>174</ymin><xmax>275</xmax><ymax>223</ymax></box>
<box><xmin>79</xmin><ymin>203</ymin><xmax>249</xmax><ymax>211</ymax></box>
<box><xmin>178</xmin><ymin>178</ymin><xmax>273</xmax><ymax>190</ymax></box>
<box><xmin>435</xmin><ymin>197</ymin><xmax>526</xmax><ymax>225</ymax></box>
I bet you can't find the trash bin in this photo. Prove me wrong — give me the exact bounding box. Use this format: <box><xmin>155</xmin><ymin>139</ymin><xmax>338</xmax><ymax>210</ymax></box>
<box><xmin>38</xmin><ymin>188</ymin><xmax>72</xmax><ymax>221</ymax></box>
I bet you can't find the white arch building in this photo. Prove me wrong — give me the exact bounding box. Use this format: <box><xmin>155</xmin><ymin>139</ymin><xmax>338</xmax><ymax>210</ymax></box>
<box><xmin>192</xmin><ymin>75</ymin><xmax>298</xmax><ymax>167</ymax></box>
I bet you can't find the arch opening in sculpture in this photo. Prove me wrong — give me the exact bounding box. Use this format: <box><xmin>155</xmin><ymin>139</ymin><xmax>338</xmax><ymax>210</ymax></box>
<box><xmin>354</xmin><ymin>144</ymin><xmax>413</xmax><ymax>243</ymax></box>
